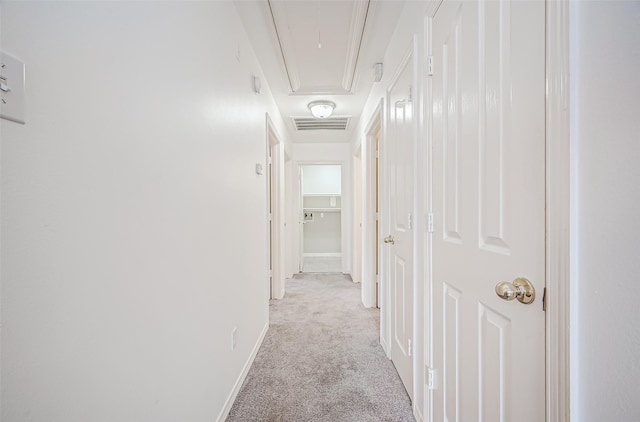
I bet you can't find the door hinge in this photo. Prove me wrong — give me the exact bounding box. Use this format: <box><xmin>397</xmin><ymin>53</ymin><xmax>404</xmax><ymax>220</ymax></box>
<box><xmin>268</xmin><ymin>156</ymin><xmax>273</xmax><ymax>165</ymax></box>
<box><xmin>268</xmin><ymin>213</ymin><xmax>273</xmax><ymax>222</ymax></box>
<box><xmin>427</xmin><ymin>55</ymin><xmax>434</xmax><ymax>76</ymax></box>
<box><xmin>408</xmin><ymin>213</ymin><xmax>413</xmax><ymax>230</ymax></box>
<box><xmin>427</xmin><ymin>213</ymin><xmax>434</xmax><ymax>233</ymax></box>
<box><xmin>408</xmin><ymin>87</ymin><xmax>413</xmax><ymax>103</ymax></box>
<box><xmin>542</xmin><ymin>287</ymin><xmax>547</xmax><ymax>312</ymax></box>
<box><xmin>407</xmin><ymin>339</ymin><xmax>412</xmax><ymax>357</ymax></box>
<box><xmin>426</xmin><ymin>367</ymin><xmax>437</xmax><ymax>390</ymax></box>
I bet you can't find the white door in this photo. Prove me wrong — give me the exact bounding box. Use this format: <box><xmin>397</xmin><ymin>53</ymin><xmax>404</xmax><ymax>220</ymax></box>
<box><xmin>430</xmin><ymin>0</ymin><xmax>545</xmax><ymax>420</ymax></box>
<box><xmin>386</xmin><ymin>51</ymin><xmax>415</xmax><ymax>399</ymax></box>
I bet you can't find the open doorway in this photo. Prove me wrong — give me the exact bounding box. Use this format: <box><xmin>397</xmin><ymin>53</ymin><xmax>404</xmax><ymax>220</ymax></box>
<box><xmin>300</xmin><ymin>164</ymin><xmax>342</xmax><ymax>273</ymax></box>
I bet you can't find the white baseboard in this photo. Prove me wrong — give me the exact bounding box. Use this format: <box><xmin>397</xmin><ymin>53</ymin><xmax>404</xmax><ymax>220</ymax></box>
<box><xmin>380</xmin><ymin>336</ymin><xmax>389</xmax><ymax>358</ymax></box>
<box><xmin>216</xmin><ymin>321</ymin><xmax>269</xmax><ymax>422</ymax></box>
<box><xmin>303</xmin><ymin>253</ymin><xmax>342</xmax><ymax>258</ymax></box>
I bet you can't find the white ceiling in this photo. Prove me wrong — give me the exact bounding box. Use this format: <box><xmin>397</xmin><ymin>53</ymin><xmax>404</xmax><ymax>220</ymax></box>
<box><xmin>236</xmin><ymin>0</ymin><xmax>405</xmax><ymax>143</ymax></box>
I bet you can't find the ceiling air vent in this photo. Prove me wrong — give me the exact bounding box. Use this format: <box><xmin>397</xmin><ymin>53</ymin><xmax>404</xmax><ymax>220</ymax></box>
<box><xmin>292</xmin><ymin>116</ymin><xmax>351</xmax><ymax>131</ymax></box>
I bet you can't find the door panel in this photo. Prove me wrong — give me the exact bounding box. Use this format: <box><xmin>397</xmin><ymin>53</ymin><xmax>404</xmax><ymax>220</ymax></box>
<box><xmin>387</xmin><ymin>50</ymin><xmax>414</xmax><ymax>399</ymax></box>
<box><xmin>442</xmin><ymin>6</ymin><xmax>462</xmax><ymax>244</ymax></box>
<box><xmin>443</xmin><ymin>282</ymin><xmax>461</xmax><ymax>421</ymax></box>
<box><xmin>478</xmin><ymin>304</ymin><xmax>511</xmax><ymax>421</ymax></box>
<box><xmin>431</xmin><ymin>0</ymin><xmax>545</xmax><ymax>420</ymax></box>
<box><xmin>479</xmin><ymin>0</ymin><xmax>512</xmax><ymax>254</ymax></box>
<box><xmin>394</xmin><ymin>256</ymin><xmax>407</xmax><ymax>355</ymax></box>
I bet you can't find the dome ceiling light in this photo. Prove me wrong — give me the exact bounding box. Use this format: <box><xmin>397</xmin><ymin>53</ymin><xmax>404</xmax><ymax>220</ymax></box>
<box><xmin>308</xmin><ymin>100</ymin><xmax>336</xmax><ymax>119</ymax></box>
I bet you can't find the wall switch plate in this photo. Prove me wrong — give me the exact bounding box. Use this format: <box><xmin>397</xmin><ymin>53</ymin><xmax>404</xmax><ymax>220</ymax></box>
<box><xmin>1</xmin><ymin>52</ymin><xmax>26</xmax><ymax>124</ymax></box>
<box><xmin>256</xmin><ymin>163</ymin><xmax>264</xmax><ymax>175</ymax></box>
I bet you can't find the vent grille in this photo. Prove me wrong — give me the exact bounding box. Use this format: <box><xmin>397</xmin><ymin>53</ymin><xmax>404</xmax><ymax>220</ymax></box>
<box><xmin>293</xmin><ymin>116</ymin><xmax>350</xmax><ymax>131</ymax></box>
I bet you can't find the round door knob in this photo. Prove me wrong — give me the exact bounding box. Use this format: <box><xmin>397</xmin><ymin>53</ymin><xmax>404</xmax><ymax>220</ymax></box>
<box><xmin>384</xmin><ymin>235</ymin><xmax>395</xmax><ymax>245</ymax></box>
<box><xmin>495</xmin><ymin>277</ymin><xmax>535</xmax><ymax>304</ymax></box>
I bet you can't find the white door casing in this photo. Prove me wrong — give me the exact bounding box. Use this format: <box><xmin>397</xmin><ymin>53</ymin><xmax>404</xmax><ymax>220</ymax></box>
<box><xmin>267</xmin><ymin>116</ymin><xmax>285</xmax><ymax>300</ymax></box>
<box><xmin>362</xmin><ymin>101</ymin><xmax>382</xmax><ymax>309</ymax></box>
<box><xmin>297</xmin><ymin>162</ymin><xmax>344</xmax><ymax>273</ymax></box>
<box><xmin>387</xmin><ymin>47</ymin><xmax>415</xmax><ymax>400</ymax></box>
<box><xmin>430</xmin><ymin>0</ymin><xmax>546</xmax><ymax>420</ymax></box>
<box><xmin>353</xmin><ymin>149</ymin><xmax>363</xmax><ymax>285</ymax></box>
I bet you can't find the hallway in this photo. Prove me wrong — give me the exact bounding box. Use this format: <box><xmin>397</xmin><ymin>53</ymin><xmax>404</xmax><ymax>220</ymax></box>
<box><xmin>226</xmin><ymin>273</ymin><xmax>414</xmax><ymax>422</ymax></box>
<box><xmin>2</xmin><ymin>1</ymin><xmax>639</xmax><ymax>421</ymax></box>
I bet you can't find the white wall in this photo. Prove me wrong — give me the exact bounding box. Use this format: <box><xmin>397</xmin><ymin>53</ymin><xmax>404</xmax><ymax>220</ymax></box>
<box><xmin>291</xmin><ymin>143</ymin><xmax>352</xmax><ymax>274</ymax></box>
<box><xmin>0</xmin><ymin>2</ymin><xmax>288</xmax><ymax>421</ymax></box>
<box><xmin>570</xmin><ymin>2</ymin><xmax>640</xmax><ymax>420</ymax></box>
<box><xmin>303</xmin><ymin>212</ymin><xmax>342</xmax><ymax>254</ymax></box>
<box><xmin>301</xmin><ymin>165</ymin><xmax>342</xmax><ymax>195</ymax></box>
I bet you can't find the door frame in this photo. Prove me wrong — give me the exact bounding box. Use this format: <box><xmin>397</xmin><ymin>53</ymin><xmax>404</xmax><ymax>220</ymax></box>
<box><xmin>353</xmin><ymin>146</ymin><xmax>363</xmax><ymax>285</ymax></box>
<box><xmin>294</xmin><ymin>161</ymin><xmax>346</xmax><ymax>274</ymax></box>
<box><xmin>284</xmin><ymin>151</ymin><xmax>295</xmax><ymax>279</ymax></box>
<box><xmin>362</xmin><ymin>99</ymin><xmax>383</xmax><ymax>309</ymax></box>
<box><xmin>266</xmin><ymin>114</ymin><xmax>286</xmax><ymax>300</ymax></box>
<box><xmin>545</xmin><ymin>0</ymin><xmax>570</xmax><ymax>420</ymax></box>
<box><xmin>420</xmin><ymin>1</ymin><xmax>571</xmax><ymax>420</ymax></box>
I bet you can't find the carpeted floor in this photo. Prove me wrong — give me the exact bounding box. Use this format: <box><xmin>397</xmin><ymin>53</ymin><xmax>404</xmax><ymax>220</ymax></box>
<box><xmin>226</xmin><ymin>273</ymin><xmax>415</xmax><ymax>422</ymax></box>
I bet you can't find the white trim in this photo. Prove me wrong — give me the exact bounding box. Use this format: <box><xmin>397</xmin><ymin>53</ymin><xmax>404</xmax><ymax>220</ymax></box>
<box><xmin>284</xmin><ymin>152</ymin><xmax>296</xmax><ymax>279</ymax></box>
<box><xmin>302</xmin><ymin>253</ymin><xmax>342</xmax><ymax>258</ymax></box>
<box><xmin>410</xmin><ymin>33</ymin><xmax>427</xmax><ymax>419</ymax></box>
<box><xmin>546</xmin><ymin>0</ymin><xmax>571</xmax><ymax>420</ymax></box>
<box><xmin>352</xmin><ymin>146</ymin><xmax>363</xmax><ymax>285</ymax></box>
<box><xmin>362</xmin><ymin>99</ymin><xmax>383</xmax><ymax>309</ymax></box>
<box><xmin>423</xmin><ymin>11</ymin><xmax>435</xmax><ymax>422</ymax></box>
<box><xmin>267</xmin><ymin>114</ymin><xmax>286</xmax><ymax>300</ymax></box>
<box><xmin>216</xmin><ymin>322</ymin><xmax>269</xmax><ymax>422</ymax></box>
<box><xmin>380</xmin><ymin>335</ymin><xmax>390</xmax><ymax>358</ymax></box>
<box><xmin>294</xmin><ymin>161</ymin><xmax>349</xmax><ymax>276</ymax></box>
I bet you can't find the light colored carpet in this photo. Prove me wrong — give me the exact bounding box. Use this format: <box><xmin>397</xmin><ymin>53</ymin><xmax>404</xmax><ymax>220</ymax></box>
<box><xmin>226</xmin><ymin>273</ymin><xmax>415</xmax><ymax>422</ymax></box>
<box><xmin>302</xmin><ymin>256</ymin><xmax>342</xmax><ymax>273</ymax></box>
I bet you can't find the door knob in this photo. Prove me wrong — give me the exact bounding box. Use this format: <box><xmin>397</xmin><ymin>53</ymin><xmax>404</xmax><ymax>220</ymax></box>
<box><xmin>495</xmin><ymin>277</ymin><xmax>535</xmax><ymax>304</ymax></box>
<box><xmin>384</xmin><ymin>235</ymin><xmax>395</xmax><ymax>245</ymax></box>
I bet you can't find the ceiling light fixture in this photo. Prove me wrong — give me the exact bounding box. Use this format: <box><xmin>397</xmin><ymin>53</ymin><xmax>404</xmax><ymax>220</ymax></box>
<box><xmin>308</xmin><ymin>100</ymin><xmax>336</xmax><ymax>119</ymax></box>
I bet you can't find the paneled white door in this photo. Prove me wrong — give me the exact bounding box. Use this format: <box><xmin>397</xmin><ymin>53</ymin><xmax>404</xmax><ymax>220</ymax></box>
<box><xmin>387</xmin><ymin>50</ymin><xmax>415</xmax><ymax>400</ymax></box>
<box><xmin>430</xmin><ymin>0</ymin><xmax>545</xmax><ymax>420</ymax></box>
